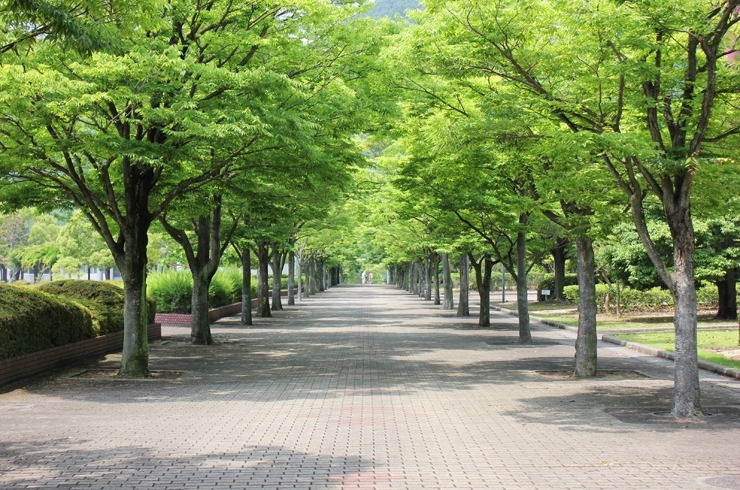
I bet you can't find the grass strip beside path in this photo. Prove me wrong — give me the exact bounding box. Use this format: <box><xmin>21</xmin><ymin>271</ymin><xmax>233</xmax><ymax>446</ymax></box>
<box><xmin>494</xmin><ymin>301</ymin><xmax>737</xmax><ymax>331</ymax></box>
<box><xmin>615</xmin><ymin>330</ymin><xmax>740</xmax><ymax>370</ymax></box>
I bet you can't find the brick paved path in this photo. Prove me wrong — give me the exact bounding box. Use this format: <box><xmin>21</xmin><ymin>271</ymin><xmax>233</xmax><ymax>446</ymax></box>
<box><xmin>1</xmin><ymin>285</ymin><xmax>739</xmax><ymax>489</ymax></box>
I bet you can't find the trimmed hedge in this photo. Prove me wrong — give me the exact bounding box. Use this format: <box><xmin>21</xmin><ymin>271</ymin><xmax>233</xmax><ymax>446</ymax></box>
<box><xmin>537</xmin><ymin>274</ymin><xmax>578</xmax><ymax>300</ymax></box>
<box><xmin>563</xmin><ymin>284</ymin><xmax>720</xmax><ymax>312</ymax></box>
<box><xmin>0</xmin><ymin>284</ymin><xmax>95</xmax><ymax>360</ymax></box>
<box><xmin>37</xmin><ymin>280</ymin><xmax>156</xmax><ymax>335</ymax></box>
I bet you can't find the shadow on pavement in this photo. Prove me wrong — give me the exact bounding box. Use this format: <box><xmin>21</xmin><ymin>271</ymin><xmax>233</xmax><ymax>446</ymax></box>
<box><xmin>0</xmin><ymin>439</ymin><xmax>373</xmax><ymax>488</ymax></box>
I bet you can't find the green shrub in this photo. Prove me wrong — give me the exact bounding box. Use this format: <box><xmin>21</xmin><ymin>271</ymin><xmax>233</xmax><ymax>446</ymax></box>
<box><xmin>0</xmin><ymin>284</ymin><xmax>96</xmax><ymax>360</ymax></box>
<box><xmin>37</xmin><ymin>280</ymin><xmax>156</xmax><ymax>334</ymax></box>
<box><xmin>564</xmin><ymin>284</ymin><xmax>675</xmax><ymax>312</ymax></box>
<box><xmin>696</xmin><ymin>284</ymin><xmax>719</xmax><ymax>306</ymax></box>
<box><xmin>268</xmin><ymin>274</ymin><xmax>290</xmax><ymax>291</ymax></box>
<box><xmin>147</xmin><ymin>270</ymin><xmax>192</xmax><ymax>314</ymax></box>
<box><xmin>619</xmin><ymin>287</ymin><xmax>673</xmax><ymax>311</ymax></box>
<box><xmin>210</xmin><ymin>270</ymin><xmax>242</xmax><ymax>308</ymax></box>
<box><xmin>148</xmin><ymin>268</ymin><xmax>252</xmax><ymax>313</ymax></box>
<box><xmin>537</xmin><ymin>274</ymin><xmax>579</xmax><ymax>301</ymax></box>
<box><xmin>563</xmin><ymin>284</ymin><xmax>580</xmax><ymax>303</ymax></box>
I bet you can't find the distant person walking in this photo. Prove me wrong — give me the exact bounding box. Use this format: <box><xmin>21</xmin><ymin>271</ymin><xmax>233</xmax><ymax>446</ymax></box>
<box><xmin>368</xmin><ymin>273</ymin><xmax>374</xmax><ymax>284</ymax></box>
<box><xmin>361</xmin><ymin>271</ymin><xmax>367</xmax><ymax>284</ymax></box>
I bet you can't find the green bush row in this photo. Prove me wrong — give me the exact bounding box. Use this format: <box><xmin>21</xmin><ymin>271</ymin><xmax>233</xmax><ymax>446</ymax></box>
<box><xmin>37</xmin><ymin>280</ymin><xmax>155</xmax><ymax>334</ymax></box>
<box><xmin>562</xmin><ymin>284</ymin><xmax>720</xmax><ymax>312</ymax></box>
<box><xmin>147</xmin><ymin>269</ymin><xmax>265</xmax><ymax>314</ymax></box>
<box><xmin>0</xmin><ymin>280</ymin><xmax>157</xmax><ymax>360</ymax></box>
<box><xmin>0</xmin><ymin>284</ymin><xmax>95</xmax><ymax>360</ymax></box>
<box><xmin>536</xmin><ymin>274</ymin><xmax>579</xmax><ymax>300</ymax></box>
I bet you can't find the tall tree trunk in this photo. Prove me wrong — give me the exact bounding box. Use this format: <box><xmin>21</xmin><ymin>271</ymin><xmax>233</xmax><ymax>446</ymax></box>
<box><xmin>669</xmin><ymin>216</ymin><xmax>700</xmax><ymax>417</ymax></box>
<box><xmin>257</xmin><ymin>266</ymin><xmax>264</xmax><ymax>307</ymax></box>
<box><xmin>241</xmin><ymin>247</ymin><xmax>252</xmax><ymax>326</ymax></box>
<box><xmin>433</xmin><ymin>254</ymin><xmax>441</xmax><ymax>305</ymax></box>
<box><xmin>715</xmin><ymin>269</ymin><xmax>737</xmax><ymax>320</ymax></box>
<box><xmin>442</xmin><ymin>253</ymin><xmax>454</xmax><ymax>309</ymax></box>
<box><xmin>516</xmin><ymin>214</ymin><xmax>532</xmax><ymax>343</ymax></box>
<box><xmin>288</xmin><ymin>251</ymin><xmax>295</xmax><ymax>306</ymax></box>
<box><xmin>256</xmin><ymin>242</ymin><xmax>271</xmax><ymax>317</ymax></box>
<box><xmin>481</xmin><ymin>258</ymin><xmax>493</xmax><ymax>327</ymax></box>
<box><xmin>416</xmin><ymin>260</ymin><xmax>425</xmax><ymax>298</ymax></box>
<box><xmin>424</xmin><ymin>256</ymin><xmax>432</xmax><ymax>301</ymax></box>
<box><xmin>190</xmin><ymin>266</ymin><xmax>212</xmax><ymax>344</ymax></box>
<box><xmin>302</xmin><ymin>259</ymin><xmax>310</xmax><ymax>298</ymax></box>
<box><xmin>631</xmin><ymin>192</ymin><xmax>701</xmax><ymax>417</ymax></box>
<box><xmin>186</xmin><ymin>216</ymin><xmax>214</xmax><ymax>345</ymax></box>
<box><xmin>161</xmin><ymin>197</ymin><xmax>235</xmax><ymax>345</ymax></box>
<box><xmin>457</xmin><ymin>254</ymin><xmax>469</xmax><ymax>317</ymax></box>
<box><xmin>470</xmin><ymin>255</ymin><xmax>492</xmax><ymax>327</ymax></box>
<box><xmin>312</xmin><ymin>259</ymin><xmax>320</xmax><ymax>294</ymax></box>
<box><xmin>271</xmin><ymin>244</ymin><xmax>283</xmax><ymax>311</ymax></box>
<box><xmin>118</xmin><ymin>230</ymin><xmax>150</xmax><ymax>377</ymax></box>
<box><xmin>574</xmin><ymin>236</ymin><xmax>597</xmax><ymax>376</ymax></box>
<box><xmin>553</xmin><ymin>237</ymin><xmax>568</xmax><ymax>300</ymax></box>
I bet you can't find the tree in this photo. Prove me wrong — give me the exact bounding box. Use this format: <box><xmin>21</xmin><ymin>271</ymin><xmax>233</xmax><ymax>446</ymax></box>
<box><xmin>0</xmin><ymin>0</ymin><xmax>160</xmax><ymax>55</ymax></box>
<box><xmin>0</xmin><ymin>0</ymin><xmax>374</xmax><ymax>376</ymax></box>
<box><xmin>414</xmin><ymin>0</ymin><xmax>740</xmax><ymax>417</ymax></box>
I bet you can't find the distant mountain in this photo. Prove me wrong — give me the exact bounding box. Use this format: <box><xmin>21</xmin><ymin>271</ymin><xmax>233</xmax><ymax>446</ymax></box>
<box><xmin>365</xmin><ymin>0</ymin><xmax>421</xmax><ymax>19</ymax></box>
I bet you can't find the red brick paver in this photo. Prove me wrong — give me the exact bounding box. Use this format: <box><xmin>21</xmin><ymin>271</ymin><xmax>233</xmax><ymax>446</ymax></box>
<box><xmin>1</xmin><ymin>285</ymin><xmax>739</xmax><ymax>489</ymax></box>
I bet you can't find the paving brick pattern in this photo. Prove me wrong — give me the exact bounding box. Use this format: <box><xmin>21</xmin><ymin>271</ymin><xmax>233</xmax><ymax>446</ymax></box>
<box><xmin>1</xmin><ymin>285</ymin><xmax>739</xmax><ymax>489</ymax></box>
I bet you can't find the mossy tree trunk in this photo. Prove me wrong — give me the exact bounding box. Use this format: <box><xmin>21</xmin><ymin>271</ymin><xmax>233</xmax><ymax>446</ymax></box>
<box><xmin>118</xmin><ymin>225</ymin><xmax>150</xmax><ymax>377</ymax></box>
<box><xmin>114</xmin><ymin>159</ymin><xmax>155</xmax><ymax>377</ymax></box>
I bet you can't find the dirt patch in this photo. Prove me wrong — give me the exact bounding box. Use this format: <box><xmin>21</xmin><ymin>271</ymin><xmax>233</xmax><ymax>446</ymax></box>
<box><xmin>606</xmin><ymin>406</ymin><xmax>740</xmax><ymax>426</ymax></box>
<box><xmin>535</xmin><ymin>370</ymin><xmax>649</xmax><ymax>380</ymax></box>
<box><xmin>706</xmin><ymin>347</ymin><xmax>740</xmax><ymax>361</ymax></box>
<box><xmin>73</xmin><ymin>370</ymin><xmax>184</xmax><ymax>380</ymax></box>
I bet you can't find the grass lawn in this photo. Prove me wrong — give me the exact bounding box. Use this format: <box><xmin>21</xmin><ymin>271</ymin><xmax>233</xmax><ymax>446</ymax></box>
<box><xmin>616</xmin><ymin>330</ymin><xmax>740</xmax><ymax>370</ymax></box>
<box><xmin>492</xmin><ymin>301</ymin><xmax>736</xmax><ymax>331</ymax></box>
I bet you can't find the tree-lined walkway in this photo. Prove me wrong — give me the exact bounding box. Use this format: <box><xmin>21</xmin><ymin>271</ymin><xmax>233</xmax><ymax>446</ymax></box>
<box><xmin>1</xmin><ymin>285</ymin><xmax>739</xmax><ymax>489</ymax></box>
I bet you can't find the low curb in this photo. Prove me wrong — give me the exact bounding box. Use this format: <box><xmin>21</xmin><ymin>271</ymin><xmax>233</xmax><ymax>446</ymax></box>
<box><xmin>601</xmin><ymin>334</ymin><xmax>740</xmax><ymax>380</ymax></box>
<box><xmin>0</xmin><ymin>323</ymin><xmax>162</xmax><ymax>388</ymax></box>
<box><xmin>491</xmin><ymin>305</ymin><xmax>740</xmax><ymax>380</ymax></box>
<box><xmin>490</xmin><ymin>305</ymin><xmax>579</xmax><ymax>333</ymax></box>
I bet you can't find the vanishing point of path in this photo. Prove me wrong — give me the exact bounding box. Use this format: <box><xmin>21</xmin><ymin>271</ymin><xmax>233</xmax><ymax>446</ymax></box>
<box><xmin>1</xmin><ymin>285</ymin><xmax>740</xmax><ymax>490</ymax></box>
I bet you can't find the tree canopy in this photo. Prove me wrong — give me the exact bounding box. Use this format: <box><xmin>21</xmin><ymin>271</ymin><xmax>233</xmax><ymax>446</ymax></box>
<box><xmin>1</xmin><ymin>0</ymin><xmax>739</xmax><ymax>418</ymax></box>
